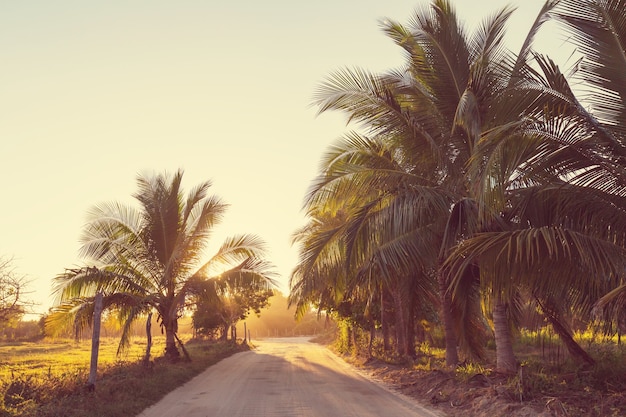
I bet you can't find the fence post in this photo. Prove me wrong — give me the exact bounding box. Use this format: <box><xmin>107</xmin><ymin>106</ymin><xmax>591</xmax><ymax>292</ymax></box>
<box><xmin>87</xmin><ymin>292</ymin><xmax>104</xmax><ymax>391</ymax></box>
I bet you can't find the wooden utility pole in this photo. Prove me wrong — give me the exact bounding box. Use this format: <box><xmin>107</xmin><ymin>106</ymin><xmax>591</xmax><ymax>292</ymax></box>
<box><xmin>87</xmin><ymin>293</ymin><xmax>104</xmax><ymax>391</ymax></box>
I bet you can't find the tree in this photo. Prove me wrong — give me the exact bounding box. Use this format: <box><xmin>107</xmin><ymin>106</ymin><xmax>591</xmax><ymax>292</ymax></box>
<box><xmin>0</xmin><ymin>257</ymin><xmax>32</xmax><ymax>330</ymax></box>
<box><xmin>303</xmin><ymin>0</ymin><xmax>562</xmax><ymax>369</ymax></box>
<box><xmin>443</xmin><ymin>0</ymin><xmax>626</xmax><ymax>369</ymax></box>
<box><xmin>193</xmin><ymin>264</ymin><xmax>275</xmax><ymax>341</ymax></box>
<box><xmin>50</xmin><ymin>170</ymin><xmax>277</xmax><ymax>359</ymax></box>
<box><xmin>555</xmin><ymin>0</ymin><xmax>626</xmax><ymax>328</ymax></box>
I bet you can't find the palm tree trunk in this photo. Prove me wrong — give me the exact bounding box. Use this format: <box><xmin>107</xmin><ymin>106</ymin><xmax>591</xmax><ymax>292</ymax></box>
<box><xmin>220</xmin><ymin>324</ymin><xmax>228</xmax><ymax>341</ymax></box>
<box><xmin>406</xmin><ymin>299</ymin><xmax>416</xmax><ymax>358</ymax></box>
<box><xmin>493</xmin><ymin>299</ymin><xmax>516</xmax><ymax>373</ymax></box>
<box><xmin>368</xmin><ymin>322</ymin><xmax>375</xmax><ymax>359</ymax></box>
<box><xmin>381</xmin><ymin>285</ymin><xmax>391</xmax><ymax>352</ymax></box>
<box><xmin>438</xmin><ymin>270</ymin><xmax>459</xmax><ymax>366</ymax></box>
<box><xmin>143</xmin><ymin>312</ymin><xmax>152</xmax><ymax>365</ymax></box>
<box><xmin>164</xmin><ymin>316</ymin><xmax>180</xmax><ymax>359</ymax></box>
<box><xmin>392</xmin><ymin>289</ymin><xmax>407</xmax><ymax>357</ymax></box>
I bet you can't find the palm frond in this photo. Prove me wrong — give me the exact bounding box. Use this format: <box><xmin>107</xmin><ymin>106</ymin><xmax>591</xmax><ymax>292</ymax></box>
<box><xmin>445</xmin><ymin>227</ymin><xmax>625</xmax><ymax>309</ymax></box>
<box><xmin>555</xmin><ymin>0</ymin><xmax>626</xmax><ymax>133</ymax></box>
<box><xmin>198</xmin><ymin>234</ymin><xmax>269</xmax><ymax>277</ymax></box>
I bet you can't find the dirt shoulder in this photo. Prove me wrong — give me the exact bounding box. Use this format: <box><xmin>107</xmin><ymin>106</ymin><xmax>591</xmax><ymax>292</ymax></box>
<box><xmin>357</xmin><ymin>359</ymin><xmax>547</xmax><ymax>417</ymax></box>
<box><xmin>342</xmin><ymin>356</ymin><xmax>626</xmax><ymax>417</ymax></box>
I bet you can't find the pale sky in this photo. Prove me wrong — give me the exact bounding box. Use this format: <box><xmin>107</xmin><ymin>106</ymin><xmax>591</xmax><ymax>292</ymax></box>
<box><xmin>1</xmin><ymin>0</ymin><xmax>561</xmax><ymax>316</ymax></box>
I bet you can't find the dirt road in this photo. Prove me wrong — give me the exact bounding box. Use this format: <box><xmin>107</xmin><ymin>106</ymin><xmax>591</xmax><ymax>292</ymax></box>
<box><xmin>137</xmin><ymin>337</ymin><xmax>443</xmax><ymax>417</ymax></box>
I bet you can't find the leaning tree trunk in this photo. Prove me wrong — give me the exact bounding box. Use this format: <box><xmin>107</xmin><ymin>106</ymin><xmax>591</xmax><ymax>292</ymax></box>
<box><xmin>548</xmin><ymin>315</ymin><xmax>595</xmax><ymax>365</ymax></box>
<box><xmin>537</xmin><ymin>297</ymin><xmax>595</xmax><ymax>366</ymax></box>
<box><xmin>493</xmin><ymin>299</ymin><xmax>517</xmax><ymax>373</ymax></box>
<box><xmin>438</xmin><ymin>270</ymin><xmax>459</xmax><ymax>366</ymax></box>
<box><xmin>174</xmin><ymin>332</ymin><xmax>191</xmax><ymax>361</ymax></box>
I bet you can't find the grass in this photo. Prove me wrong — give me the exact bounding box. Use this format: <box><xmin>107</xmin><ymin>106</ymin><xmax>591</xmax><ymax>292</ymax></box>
<box><xmin>0</xmin><ymin>336</ymin><xmax>245</xmax><ymax>417</ymax></box>
<box><xmin>0</xmin><ymin>337</ymin><xmax>150</xmax><ymax>380</ymax></box>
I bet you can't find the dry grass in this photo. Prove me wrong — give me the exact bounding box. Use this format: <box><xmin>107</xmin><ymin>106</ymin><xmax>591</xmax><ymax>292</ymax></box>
<box><xmin>0</xmin><ymin>336</ymin><xmax>245</xmax><ymax>417</ymax></box>
<box><xmin>0</xmin><ymin>336</ymin><xmax>154</xmax><ymax>381</ymax></box>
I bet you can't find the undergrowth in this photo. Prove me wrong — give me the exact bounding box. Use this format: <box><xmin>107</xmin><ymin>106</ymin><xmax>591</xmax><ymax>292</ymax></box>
<box><xmin>327</xmin><ymin>322</ymin><xmax>626</xmax><ymax>416</ymax></box>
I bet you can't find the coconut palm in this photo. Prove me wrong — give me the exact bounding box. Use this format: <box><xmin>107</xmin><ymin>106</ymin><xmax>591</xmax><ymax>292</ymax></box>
<box><xmin>50</xmin><ymin>170</ymin><xmax>276</xmax><ymax>359</ymax></box>
<box><xmin>443</xmin><ymin>0</ymin><xmax>626</xmax><ymax>368</ymax></box>
<box><xmin>303</xmin><ymin>0</ymin><xmax>570</xmax><ymax>370</ymax></box>
<box><xmin>538</xmin><ymin>0</ymin><xmax>626</xmax><ymax>335</ymax></box>
<box><xmin>289</xmin><ymin>207</ymin><xmax>350</xmax><ymax>320</ymax></box>
<box><xmin>290</xmin><ymin>130</ymin><xmax>449</xmax><ymax>357</ymax></box>
<box><xmin>552</xmin><ymin>0</ymin><xmax>626</xmax><ymax>333</ymax></box>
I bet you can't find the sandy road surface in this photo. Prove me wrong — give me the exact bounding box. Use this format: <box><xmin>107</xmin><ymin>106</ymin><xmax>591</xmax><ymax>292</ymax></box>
<box><xmin>137</xmin><ymin>337</ymin><xmax>442</xmax><ymax>417</ymax></box>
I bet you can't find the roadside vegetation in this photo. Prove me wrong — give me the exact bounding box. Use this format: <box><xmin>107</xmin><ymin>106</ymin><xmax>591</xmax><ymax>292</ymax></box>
<box><xmin>0</xmin><ymin>170</ymin><xmax>285</xmax><ymax>416</ymax></box>
<box><xmin>323</xmin><ymin>322</ymin><xmax>626</xmax><ymax>416</ymax></box>
<box><xmin>0</xmin><ymin>294</ymin><xmax>320</xmax><ymax>417</ymax></box>
<box><xmin>0</xmin><ymin>335</ymin><xmax>245</xmax><ymax>417</ymax></box>
<box><xmin>290</xmin><ymin>0</ymin><xmax>626</xmax><ymax>415</ymax></box>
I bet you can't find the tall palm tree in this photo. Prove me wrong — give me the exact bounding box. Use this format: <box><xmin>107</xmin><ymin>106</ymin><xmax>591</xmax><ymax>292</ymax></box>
<box><xmin>444</xmin><ymin>0</ymin><xmax>626</xmax><ymax>367</ymax></box>
<box><xmin>50</xmin><ymin>170</ymin><xmax>276</xmax><ymax>359</ymax></box>
<box><xmin>304</xmin><ymin>0</ymin><xmax>565</xmax><ymax>370</ymax></box>
<box><xmin>551</xmin><ymin>0</ymin><xmax>626</xmax><ymax>336</ymax></box>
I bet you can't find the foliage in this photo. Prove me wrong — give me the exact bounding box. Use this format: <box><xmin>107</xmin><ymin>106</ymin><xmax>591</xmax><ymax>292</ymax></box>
<box><xmin>48</xmin><ymin>170</ymin><xmax>277</xmax><ymax>359</ymax></box>
<box><xmin>333</xmin><ymin>320</ymin><xmax>353</xmax><ymax>355</ymax></box>
<box><xmin>291</xmin><ymin>0</ymin><xmax>626</xmax><ymax>377</ymax></box>
<box><xmin>192</xmin><ymin>273</ymin><xmax>274</xmax><ymax>340</ymax></box>
<box><xmin>455</xmin><ymin>362</ymin><xmax>491</xmax><ymax>383</ymax></box>
<box><xmin>0</xmin><ymin>319</ymin><xmax>44</xmax><ymax>342</ymax></box>
<box><xmin>0</xmin><ymin>258</ymin><xmax>33</xmax><ymax>330</ymax></box>
<box><xmin>191</xmin><ymin>305</ymin><xmax>224</xmax><ymax>339</ymax></box>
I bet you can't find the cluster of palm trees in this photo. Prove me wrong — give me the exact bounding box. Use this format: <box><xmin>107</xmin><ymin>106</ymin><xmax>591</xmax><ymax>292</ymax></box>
<box><xmin>48</xmin><ymin>170</ymin><xmax>277</xmax><ymax>360</ymax></box>
<box><xmin>289</xmin><ymin>0</ymin><xmax>626</xmax><ymax>372</ymax></box>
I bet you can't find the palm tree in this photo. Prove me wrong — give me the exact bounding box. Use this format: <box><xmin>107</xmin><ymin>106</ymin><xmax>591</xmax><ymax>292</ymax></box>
<box><xmin>304</xmin><ymin>0</ymin><xmax>566</xmax><ymax>370</ymax></box>
<box><xmin>306</xmin><ymin>2</ymin><xmax>477</xmax><ymax>364</ymax></box>
<box><xmin>443</xmin><ymin>0</ymin><xmax>626</xmax><ymax>368</ymax></box>
<box><xmin>290</xmin><ymin>131</ymin><xmax>448</xmax><ymax>357</ymax></box>
<box><xmin>289</xmin><ymin>208</ymin><xmax>349</xmax><ymax>321</ymax></box>
<box><xmin>50</xmin><ymin>170</ymin><xmax>276</xmax><ymax>359</ymax></box>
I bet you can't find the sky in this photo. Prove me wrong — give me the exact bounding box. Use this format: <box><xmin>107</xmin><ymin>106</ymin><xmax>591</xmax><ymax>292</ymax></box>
<box><xmin>1</xmin><ymin>0</ymin><xmax>564</xmax><ymax>317</ymax></box>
